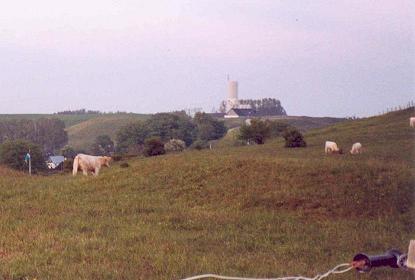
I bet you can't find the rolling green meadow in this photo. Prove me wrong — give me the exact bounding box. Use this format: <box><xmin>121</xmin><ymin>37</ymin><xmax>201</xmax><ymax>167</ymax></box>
<box><xmin>0</xmin><ymin>108</ymin><xmax>414</xmax><ymax>279</ymax></box>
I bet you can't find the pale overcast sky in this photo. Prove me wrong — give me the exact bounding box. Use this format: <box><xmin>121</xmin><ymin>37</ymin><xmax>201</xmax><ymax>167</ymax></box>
<box><xmin>0</xmin><ymin>0</ymin><xmax>413</xmax><ymax>117</ymax></box>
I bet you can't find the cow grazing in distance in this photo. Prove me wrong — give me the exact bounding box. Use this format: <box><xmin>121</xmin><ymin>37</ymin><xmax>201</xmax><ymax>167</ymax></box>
<box><xmin>350</xmin><ymin>142</ymin><xmax>363</xmax><ymax>155</ymax></box>
<box><xmin>73</xmin><ymin>154</ymin><xmax>112</xmax><ymax>176</ymax></box>
<box><xmin>325</xmin><ymin>141</ymin><xmax>343</xmax><ymax>154</ymax></box>
<box><xmin>410</xmin><ymin>117</ymin><xmax>415</xmax><ymax>128</ymax></box>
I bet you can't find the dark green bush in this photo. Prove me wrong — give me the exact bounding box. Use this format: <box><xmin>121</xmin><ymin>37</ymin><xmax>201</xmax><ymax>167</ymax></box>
<box><xmin>238</xmin><ymin>118</ymin><xmax>271</xmax><ymax>145</ymax></box>
<box><xmin>144</xmin><ymin>137</ymin><xmax>165</xmax><ymax>157</ymax></box>
<box><xmin>120</xmin><ymin>162</ymin><xmax>129</xmax><ymax>168</ymax></box>
<box><xmin>0</xmin><ymin>140</ymin><xmax>45</xmax><ymax>172</ymax></box>
<box><xmin>283</xmin><ymin>128</ymin><xmax>307</xmax><ymax>148</ymax></box>
<box><xmin>194</xmin><ymin>112</ymin><xmax>227</xmax><ymax>141</ymax></box>
<box><xmin>191</xmin><ymin>140</ymin><xmax>209</xmax><ymax>150</ymax></box>
<box><xmin>60</xmin><ymin>145</ymin><xmax>77</xmax><ymax>159</ymax></box>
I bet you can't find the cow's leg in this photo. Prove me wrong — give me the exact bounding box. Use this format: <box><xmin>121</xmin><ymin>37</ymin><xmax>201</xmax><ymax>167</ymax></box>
<box><xmin>94</xmin><ymin>167</ymin><xmax>100</xmax><ymax>176</ymax></box>
<box><xmin>82</xmin><ymin>168</ymin><xmax>88</xmax><ymax>176</ymax></box>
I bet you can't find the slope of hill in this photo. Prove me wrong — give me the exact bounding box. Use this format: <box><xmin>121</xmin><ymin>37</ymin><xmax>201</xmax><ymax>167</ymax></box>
<box><xmin>0</xmin><ymin>108</ymin><xmax>413</xmax><ymax>279</ymax></box>
<box><xmin>67</xmin><ymin>114</ymin><xmax>149</xmax><ymax>151</ymax></box>
<box><xmin>223</xmin><ymin>115</ymin><xmax>346</xmax><ymax>131</ymax></box>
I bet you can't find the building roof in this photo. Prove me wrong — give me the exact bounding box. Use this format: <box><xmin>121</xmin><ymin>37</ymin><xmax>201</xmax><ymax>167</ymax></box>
<box><xmin>48</xmin><ymin>156</ymin><xmax>65</xmax><ymax>166</ymax></box>
<box><xmin>227</xmin><ymin>108</ymin><xmax>256</xmax><ymax>117</ymax></box>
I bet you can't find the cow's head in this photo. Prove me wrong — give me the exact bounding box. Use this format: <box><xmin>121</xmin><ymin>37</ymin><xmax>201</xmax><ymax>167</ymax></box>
<box><xmin>332</xmin><ymin>148</ymin><xmax>343</xmax><ymax>155</ymax></box>
<box><xmin>102</xmin><ymin>156</ymin><xmax>112</xmax><ymax>167</ymax></box>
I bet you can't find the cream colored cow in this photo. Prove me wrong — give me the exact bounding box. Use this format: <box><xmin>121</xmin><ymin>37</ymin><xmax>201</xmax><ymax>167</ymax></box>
<box><xmin>325</xmin><ymin>141</ymin><xmax>343</xmax><ymax>154</ymax></box>
<box><xmin>410</xmin><ymin>117</ymin><xmax>415</xmax><ymax>128</ymax></box>
<box><xmin>73</xmin><ymin>154</ymin><xmax>112</xmax><ymax>176</ymax></box>
<box><xmin>350</xmin><ymin>142</ymin><xmax>363</xmax><ymax>155</ymax></box>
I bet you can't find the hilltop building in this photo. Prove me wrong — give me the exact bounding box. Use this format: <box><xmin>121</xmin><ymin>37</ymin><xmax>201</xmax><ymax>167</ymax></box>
<box><xmin>224</xmin><ymin>80</ymin><xmax>251</xmax><ymax>113</ymax></box>
<box><xmin>218</xmin><ymin>78</ymin><xmax>287</xmax><ymax>118</ymax></box>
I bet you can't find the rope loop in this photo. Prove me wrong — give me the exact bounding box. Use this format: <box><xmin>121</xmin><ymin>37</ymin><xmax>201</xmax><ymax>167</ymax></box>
<box><xmin>180</xmin><ymin>263</ymin><xmax>354</xmax><ymax>280</ymax></box>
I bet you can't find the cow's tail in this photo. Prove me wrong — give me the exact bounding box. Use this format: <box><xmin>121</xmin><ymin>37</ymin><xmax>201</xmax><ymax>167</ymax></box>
<box><xmin>72</xmin><ymin>156</ymin><xmax>79</xmax><ymax>176</ymax></box>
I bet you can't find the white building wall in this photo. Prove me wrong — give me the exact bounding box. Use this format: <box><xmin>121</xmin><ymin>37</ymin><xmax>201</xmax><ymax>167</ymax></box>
<box><xmin>226</xmin><ymin>80</ymin><xmax>239</xmax><ymax>112</ymax></box>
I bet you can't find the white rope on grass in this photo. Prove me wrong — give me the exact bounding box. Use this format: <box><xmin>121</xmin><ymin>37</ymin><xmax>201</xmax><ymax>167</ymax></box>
<box><xmin>181</xmin><ymin>263</ymin><xmax>353</xmax><ymax>280</ymax></box>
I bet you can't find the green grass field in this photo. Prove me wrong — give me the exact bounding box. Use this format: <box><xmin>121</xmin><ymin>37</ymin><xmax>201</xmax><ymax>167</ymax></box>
<box><xmin>0</xmin><ymin>109</ymin><xmax>414</xmax><ymax>279</ymax></box>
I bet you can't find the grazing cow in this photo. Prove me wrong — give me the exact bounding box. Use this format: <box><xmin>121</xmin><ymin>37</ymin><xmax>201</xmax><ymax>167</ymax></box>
<box><xmin>410</xmin><ymin>117</ymin><xmax>415</xmax><ymax>128</ymax></box>
<box><xmin>325</xmin><ymin>141</ymin><xmax>343</xmax><ymax>154</ymax></box>
<box><xmin>350</xmin><ymin>142</ymin><xmax>363</xmax><ymax>155</ymax></box>
<box><xmin>73</xmin><ymin>154</ymin><xmax>112</xmax><ymax>176</ymax></box>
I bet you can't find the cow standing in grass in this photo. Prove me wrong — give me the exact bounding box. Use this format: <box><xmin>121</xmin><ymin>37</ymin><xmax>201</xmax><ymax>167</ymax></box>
<box><xmin>410</xmin><ymin>117</ymin><xmax>415</xmax><ymax>128</ymax></box>
<box><xmin>325</xmin><ymin>141</ymin><xmax>343</xmax><ymax>154</ymax></box>
<box><xmin>72</xmin><ymin>154</ymin><xmax>112</xmax><ymax>176</ymax></box>
<box><xmin>350</xmin><ymin>142</ymin><xmax>363</xmax><ymax>154</ymax></box>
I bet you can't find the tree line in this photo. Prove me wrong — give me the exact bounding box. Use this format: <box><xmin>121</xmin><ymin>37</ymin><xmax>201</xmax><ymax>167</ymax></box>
<box><xmin>116</xmin><ymin>112</ymin><xmax>227</xmax><ymax>155</ymax></box>
<box><xmin>0</xmin><ymin>118</ymin><xmax>67</xmax><ymax>154</ymax></box>
<box><xmin>55</xmin><ymin>109</ymin><xmax>130</xmax><ymax>115</ymax></box>
<box><xmin>0</xmin><ymin>118</ymin><xmax>68</xmax><ymax>172</ymax></box>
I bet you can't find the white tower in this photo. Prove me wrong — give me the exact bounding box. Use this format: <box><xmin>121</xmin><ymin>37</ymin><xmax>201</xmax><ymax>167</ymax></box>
<box><xmin>226</xmin><ymin>80</ymin><xmax>239</xmax><ymax>112</ymax></box>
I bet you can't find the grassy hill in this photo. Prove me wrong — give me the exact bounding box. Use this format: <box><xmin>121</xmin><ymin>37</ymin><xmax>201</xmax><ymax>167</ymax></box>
<box><xmin>66</xmin><ymin>114</ymin><xmax>149</xmax><ymax>151</ymax></box>
<box><xmin>0</xmin><ymin>108</ymin><xmax>413</xmax><ymax>279</ymax></box>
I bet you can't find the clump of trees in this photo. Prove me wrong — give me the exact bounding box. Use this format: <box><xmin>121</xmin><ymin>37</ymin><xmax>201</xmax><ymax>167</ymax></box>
<box><xmin>283</xmin><ymin>128</ymin><xmax>307</xmax><ymax>148</ymax></box>
<box><xmin>194</xmin><ymin>112</ymin><xmax>227</xmax><ymax>142</ymax></box>
<box><xmin>116</xmin><ymin>112</ymin><xmax>227</xmax><ymax>156</ymax></box>
<box><xmin>144</xmin><ymin>137</ymin><xmax>165</xmax><ymax>157</ymax></box>
<box><xmin>60</xmin><ymin>145</ymin><xmax>77</xmax><ymax>159</ymax></box>
<box><xmin>238</xmin><ymin>119</ymin><xmax>271</xmax><ymax>144</ymax></box>
<box><xmin>219</xmin><ymin>98</ymin><xmax>287</xmax><ymax>116</ymax></box>
<box><xmin>164</xmin><ymin>139</ymin><xmax>186</xmax><ymax>153</ymax></box>
<box><xmin>0</xmin><ymin>140</ymin><xmax>45</xmax><ymax>172</ymax></box>
<box><xmin>238</xmin><ymin>118</ymin><xmax>306</xmax><ymax>147</ymax></box>
<box><xmin>55</xmin><ymin>109</ymin><xmax>130</xmax><ymax>115</ymax></box>
<box><xmin>91</xmin><ymin>135</ymin><xmax>115</xmax><ymax>156</ymax></box>
<box><xmin>55</xmin><ymin>109</ymin><xmax>101</xmax><ymax>115</ymax></box>
<box><xmin>0</xmin><ymin>118</ymin><xmax>67</xmax><ymax>154</ymax></box>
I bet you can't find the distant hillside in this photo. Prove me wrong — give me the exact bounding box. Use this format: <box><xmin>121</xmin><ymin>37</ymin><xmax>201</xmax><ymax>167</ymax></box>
<box><xmin>223</xmin><ymin>115</ymin><xmax>346</xmax><ymax>131</ymax></box>
<box><xmin>67</xmin><ymin>114</ymin><xmax>149</xmax><ymax>151</ymax></box>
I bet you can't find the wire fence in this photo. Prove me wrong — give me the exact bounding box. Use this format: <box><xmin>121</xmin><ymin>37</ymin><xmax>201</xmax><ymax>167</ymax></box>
<box><xmin>375</xmin><ymin>100</ymin><xmax>414</xmax><ymax>117</ymax></box>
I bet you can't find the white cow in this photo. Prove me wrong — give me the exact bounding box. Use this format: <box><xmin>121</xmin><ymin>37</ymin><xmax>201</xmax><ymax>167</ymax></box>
<box><xmin>350</xmin><ymin>142</ymin><xmax>363</xmax><ymax>155</ymax></box>
<box><xmin>410</xmin><ymin>117</ymin><xmax>415</xmax><ymax>128</ymax></box>
<box><xmin>73</xmin><ymin>154</ymin><xmax>112</xmax><ymax>176</ymax></box>
<box><xmin>325</xmin><ymin>141</ymin><xmax>342</xmax><ymax>154</ymax></box>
